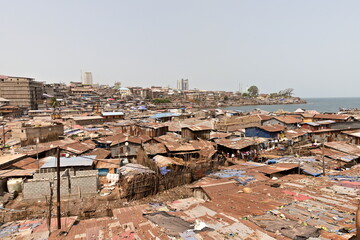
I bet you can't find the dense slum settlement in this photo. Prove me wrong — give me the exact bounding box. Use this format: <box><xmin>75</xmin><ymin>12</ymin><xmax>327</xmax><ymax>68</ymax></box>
<box><xmin>0</xmin><ymin>81</ymin><xmax>359</xmax><ymax>239</ymax></box>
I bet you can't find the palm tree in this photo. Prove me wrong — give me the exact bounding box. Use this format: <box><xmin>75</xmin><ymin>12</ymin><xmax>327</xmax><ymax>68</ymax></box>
<box><xmin>49</xmin><ymin>97</ymin><xmax>61</xmax><ymax>119</ymax></box>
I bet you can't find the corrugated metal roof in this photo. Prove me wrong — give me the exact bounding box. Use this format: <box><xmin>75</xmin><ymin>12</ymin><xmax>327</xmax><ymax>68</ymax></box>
<box><xmin>314</xmin><ymin>114</ymin><xmax>350</xmax><ymax>120</ymax></box>
<box><xmin>71</xmin><ymin>116</ymin><xmax>103</xmax><ymax>121</ymax></box>
<box><xmin>40</xmin><ymin>155</ymin><xmax>96</xmax><ymax>168</ymax></box>
<box><xmin>325</xmin><ymin>141</ymin><xmax>360</xmax><ymax>156</ymax></box>
<box><xmin>101</xmin><ymin>112</ymin><xmax>124</xmax><ymax>116</ymax></box>
<box><xmin>149</xmin><ymin>112</ymin><xmax>180</xmax><ymax>119</ymax></box>
<box><xmin>275</xmin><ymin>116</ymin><xmax>302</xmax><ymax>124</ymax></box>
<box><xmin>215</xmin><ymin>138</ymin><xmax>257</xmax><ymax>150</ymax></box>
<box><xmin>259</xmin><ymin>125</ymin><xmax>285</xmax><ymax>132</ymax></box>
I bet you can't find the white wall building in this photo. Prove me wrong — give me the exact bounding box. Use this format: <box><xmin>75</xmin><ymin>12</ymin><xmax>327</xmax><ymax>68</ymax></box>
<box><xmin>82</xmin><ymin>72</ymin><xmax>93</xmax><ymax>85</ymax></box>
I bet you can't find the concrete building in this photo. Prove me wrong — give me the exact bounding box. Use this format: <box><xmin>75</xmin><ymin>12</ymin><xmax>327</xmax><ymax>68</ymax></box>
<box><xmin>119</xmin><ymin>87</ymin><xmax>131</xmax><ymax>98</ymax></box>
<box><xmin>82</xmin><ymin>72</ymin><xmax>93</xmax><ymax>85</ymax></box>
<box><xmin>67</xmin><ymin>116</ymin><xmax>104</xmax><ymax>126</ymax></box>
<box><xmin>12</xmin><ymin>122</ymin><xmax>64</xmax><ymax>146</ymax></box>
<box><xmin>177</xmin><ymin>78</ymin><xmax>189</xmax><ymax>91</ymax></box>
<box><xmin>0</xmin><ymin>75</ymin><xmax>43</xmax><ymax>110</ymax></box>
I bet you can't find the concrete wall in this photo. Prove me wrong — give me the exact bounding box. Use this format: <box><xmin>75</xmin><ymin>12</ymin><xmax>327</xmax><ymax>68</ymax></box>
<box><xmin>24</xmin><ymin>170</ymin><xmax>99</xmax><ymax>200</ymax></box>
<box><xmin>34</xmin><ymin>169</ymin><xmax>98</xmax><ymax>180</ymax></box>
<box><xmin>71</xmin><ymin>175</ymin><xmax>99</xmax><ymax>194</ymax></box>
<box><xmin>23</xmin><ymin>180</ymin><xmax>51</xmax><ymax>199</ymax></box>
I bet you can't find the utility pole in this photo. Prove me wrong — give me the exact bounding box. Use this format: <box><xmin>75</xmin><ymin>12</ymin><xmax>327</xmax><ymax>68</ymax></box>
<box><xmin>2</xmin><ymin>122</ymin><xmax>5</xmax><ymax>148</ymax></box>
<box><xmin>56</xmin><ymin>147</ymin><xmax>61</xmax><ymax>229</ymax></box>
<box><xmin>47</xmin><ymin>183</ymin><xmax>53</xmax><ymax>232</ymax></box>
<box><xmin>36</xmin><ymin>138</ymin><xmax>39</xmax><ymax>170</ymax></box>
<box><xmin>322</xmin><ymin>139</ymin><xmax>326</xmax><ymax>176</ymax></box>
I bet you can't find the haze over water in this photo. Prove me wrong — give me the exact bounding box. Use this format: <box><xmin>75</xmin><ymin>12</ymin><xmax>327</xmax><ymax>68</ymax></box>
<box><xmin>224</xmin><ymin>98</ymin><xmax>360</xmax><ymax>113</ymax></box>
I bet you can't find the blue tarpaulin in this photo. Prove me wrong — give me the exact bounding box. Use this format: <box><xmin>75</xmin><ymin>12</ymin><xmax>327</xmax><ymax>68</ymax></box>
<box><xmin>159</xmin><ymin>167</ymin><xmax>171</xmax><ymax>175</ymax></box>
<box><xmin>209</xmin><ymin>169</ymin><xmax>255</xmax><ymax>185</ymax></box>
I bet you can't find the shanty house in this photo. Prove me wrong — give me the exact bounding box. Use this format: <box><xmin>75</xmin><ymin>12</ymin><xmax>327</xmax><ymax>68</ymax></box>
<box><xmin>118</xmin><ymin>163</ymin><xmax>157</xmax><ymax>200</ymax></box>
<box><xmin>313</xmin><ymin>114</ymin><xmax>353</xmax><ymax>123</ymax></box>
<box><xmin>67</xmin><ymin>116</ymin><xmax>104</xmax><ymax>126</ymax></box>
<box><xmin>245</xmin><ymin>125</ymin><xmax>285</xmax><ymax>139</ymax></box>
<box><xmin>341</xmin><ymin>129</ymin><xmax>360</xmax><ymax>145</ymax></box>
<box><xmin>12</xmin><ymin>122</ymin><xmax>64</xmax><ymax>146</ymax></box>
<box><xmin>152</xmin><ymin>155</ymin><xmax>191</xmax><ymax>190</ymax></box>
<box><xmin>107</xmin><ymin>136</ymin><xmax>149</xmax><ymax>159</ymax></box>
<box><xmin>301</xmin><ymin>120</ymin><xmax>335</xmax><ymax>131</ymax></box>
<box><xmin>101</xmin><ymin>112</ymin><xmax>125</xmax><ymax>121</ymax></box>
<box><xmin>40</xmin><ymin>155</ymin><xmax>96</xmax><ymax>172</ymax></box>
<box><xmin>263</xmin><ymin>116</ymin><xmax>302</xmax><ymax>130</ymax></box>
<box><xmin>149</xmin><ymin>112</ymin><xmax>180</xmax><ymax>122</ymax></box>
<box><xmin>181</xmin><ymin>125</ymin><xmax>212</xmax><ymax>141</ymax></box>
<box><xmin>137</xmin><ymin>122</ymin><xmax>169</xmax><ymax>138</ymax></box>
<box><xmin>215</xmin><ymin>138</ymin><xmax>258</xmax><ymax>158</ymax></box>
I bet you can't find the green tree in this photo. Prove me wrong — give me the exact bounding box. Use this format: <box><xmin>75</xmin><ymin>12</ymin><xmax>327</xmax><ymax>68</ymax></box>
<box><xmin>152</xmin><ymin>98</ymin><xmax>171</xmax><ymax>104</ymax></box>
<box><xmin>278</xmin><ymin>88</ymin><xmax>294</xmax><ymax>98</ymax></box>
<box><xmin>248</xmin><ymin>86</ymin><xmax>259</xmax><ymax>97</ymax></box>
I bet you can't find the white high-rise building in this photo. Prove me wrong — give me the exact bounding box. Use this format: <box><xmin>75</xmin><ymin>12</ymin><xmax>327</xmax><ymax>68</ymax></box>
<box><xmin>82</xmin><ymin>72</ymin><xmax>93</xmax><ymax>85</ymax></box>
<box><xmin>177</xmin><ymin>78</ymin><xmax>189</xmax><ymax>90</ymax></box>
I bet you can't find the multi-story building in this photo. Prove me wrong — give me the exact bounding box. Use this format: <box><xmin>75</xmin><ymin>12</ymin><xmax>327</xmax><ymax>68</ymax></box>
<box><xmin>0</xmin><ymin>75</ymin><xmax>43</xmax><ymax>110</ymax></box>
<box><xmin>44</xmin><ymin>83</ymin><xmax>69</xmax><ymax>99</ymax></box>
<box><xmin>82</xmin><ymin>72</ymin><xmax>93</xmax><ymax>85</ymax></box>
<box><xmin>177</xmin><ymin>78</ymin><xmax>189</xmax><ymax>91</ymax></box>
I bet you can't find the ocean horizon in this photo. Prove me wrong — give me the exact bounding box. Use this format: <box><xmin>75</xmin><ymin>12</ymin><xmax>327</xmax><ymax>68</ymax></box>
<box><xmin>223</xmin><ymin>97</ymin><xmax>360</xmax><ymax>113</ymax></box>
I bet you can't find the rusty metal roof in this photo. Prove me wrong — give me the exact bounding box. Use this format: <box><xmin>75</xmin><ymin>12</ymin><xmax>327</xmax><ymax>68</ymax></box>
<box><xmin>143</xmin><ymin>142</ymin><xmax>167</xmax><ymax>155</ymax></box>
<box><xmin>325</xmin><ymin>141</ymin><xmax>360</xmax><ymax>156</ymax></box>
<box><xmin>259</xmin><ymin>125</ymin><xmax>285</xmax><ymax>132</ymax></box>
<box><xmin>275</xmin><ymin>115</ymin><xmax>302</xmax><ymax>124</ymax></box>
<box><xmin>60</xmin><ymin>141</ymin><xmax>95</xmax><ymax>155</ymax></box>
<box><xmin>314</xmin><ymin>114</ymin><xmax>351</xmax><ymax>120</ymax></box>
<box><xmin>215</xmin><ymin>138</ymin><xmax>257</xmax><ymax>150</ymax></box>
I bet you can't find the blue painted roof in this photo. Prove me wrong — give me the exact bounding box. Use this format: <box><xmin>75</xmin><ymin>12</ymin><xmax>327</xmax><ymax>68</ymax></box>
<box><xmin>150</xmin><ymin>112</ymin><xmax>180</xmax><ymax>119</ymax></box>
<box><xmin>102</xmin><ymin>112</ymin><xmax>124</xmax><ymax>116</ymax></box>
<box><xmin>41</xmin><ymin>155</ymin><xmax>96</xmax><ymax>168</ymax></box>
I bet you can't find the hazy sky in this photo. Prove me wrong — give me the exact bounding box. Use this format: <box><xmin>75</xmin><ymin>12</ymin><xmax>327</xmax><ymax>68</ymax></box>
<box><xmin>1</xmin><ymin>1</ymin><xmax>359</xmax><ymax>97</ymax></box>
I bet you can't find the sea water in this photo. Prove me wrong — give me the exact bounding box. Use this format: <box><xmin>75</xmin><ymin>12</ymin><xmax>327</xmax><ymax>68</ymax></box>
<box><xmin>223</xmin><ymin>97</ymin><xmax>360</xmax><ymax>113</ymax></box>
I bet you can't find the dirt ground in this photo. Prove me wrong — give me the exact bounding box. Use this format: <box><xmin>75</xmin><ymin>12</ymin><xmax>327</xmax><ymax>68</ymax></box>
<box><xmin>1</xmin><ymin>184</ymin><xmax>193</xmax><ymax>223</ymax></box>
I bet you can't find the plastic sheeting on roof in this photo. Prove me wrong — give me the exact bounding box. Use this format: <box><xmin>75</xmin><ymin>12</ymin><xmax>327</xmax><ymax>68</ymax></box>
<box><xmin>209</xmin><ymin>169</ymin><xmax>255</xmax><ymax>185</ymax></box>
